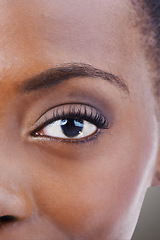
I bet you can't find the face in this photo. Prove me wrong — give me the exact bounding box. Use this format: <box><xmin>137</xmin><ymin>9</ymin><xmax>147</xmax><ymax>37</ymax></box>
<box><xmin>0</xmin><ymin>0</ymin><xmax>159</xmax><ymax>239</ymax></box>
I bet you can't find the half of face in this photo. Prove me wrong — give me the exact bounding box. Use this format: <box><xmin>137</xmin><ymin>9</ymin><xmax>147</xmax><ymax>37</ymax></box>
<box><xmin>0</xmin><ymin>0</ymin><xmax>159</xmax><ymax>239</ymax></box>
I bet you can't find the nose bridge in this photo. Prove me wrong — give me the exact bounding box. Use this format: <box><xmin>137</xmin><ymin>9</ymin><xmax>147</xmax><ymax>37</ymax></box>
<box><xmin>0</xmin><ymin>184</ymin><xmax>33</xmax><ymax>222</ymax></box>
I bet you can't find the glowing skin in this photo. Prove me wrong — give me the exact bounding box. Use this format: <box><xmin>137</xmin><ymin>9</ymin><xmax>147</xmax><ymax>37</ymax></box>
<box><xmin>0</xmin><ymin>0</ymin><xmax>159</xmax><ymax>239</ymax></box>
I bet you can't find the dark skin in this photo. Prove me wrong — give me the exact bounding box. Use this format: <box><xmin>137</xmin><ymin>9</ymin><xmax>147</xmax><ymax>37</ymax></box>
<box><xmin>0</xmin><ymin>0</ymin><xmax>159</xmax><ymax>239</ymax></box>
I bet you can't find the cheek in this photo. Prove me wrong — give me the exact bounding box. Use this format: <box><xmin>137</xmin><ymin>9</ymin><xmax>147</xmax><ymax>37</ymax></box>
<box><xmin>102</xmin><ymin>108</ymin><xmax>159</xmax><ymax>237</ymax></box>
<box><xmin>30</xmin><ymin>107</ymin><xmax>158</xmax><ymax>239</ymax></box>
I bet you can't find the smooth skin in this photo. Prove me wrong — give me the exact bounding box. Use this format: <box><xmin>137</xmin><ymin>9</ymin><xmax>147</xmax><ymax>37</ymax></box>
<box><xmin>0</xmin><ymin>0</ymin><xmax>159</xmax><ymax>239</ymax></box>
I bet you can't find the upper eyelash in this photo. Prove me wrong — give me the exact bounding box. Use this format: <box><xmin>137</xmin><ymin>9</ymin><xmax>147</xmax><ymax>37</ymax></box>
<box><xmin>52</xmin><ymin>105</ymin><xmax>108</xmax><ymax>128</ymax></box>
<box><xmin>31</xmin><ymin>104</ymin><xmax>110</xmax><ymax>135</ymax></box>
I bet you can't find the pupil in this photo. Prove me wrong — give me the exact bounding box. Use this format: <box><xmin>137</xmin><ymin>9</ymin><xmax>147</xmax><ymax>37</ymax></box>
<box><xmin>60</xmin><ymin>118</ymin><xmax>83</xmax><ymax>137</ymax></box>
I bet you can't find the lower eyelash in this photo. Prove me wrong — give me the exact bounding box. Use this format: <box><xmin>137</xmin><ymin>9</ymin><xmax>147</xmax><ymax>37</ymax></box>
<box><xmin>35</xmin><ymin>128</ymin><xmax>102</xmax><ymax>145</ymax></box>
<box><xmin>68</xmin><ymin>128</ymin><xmax>101</xmax><ymax>144</ymax></box>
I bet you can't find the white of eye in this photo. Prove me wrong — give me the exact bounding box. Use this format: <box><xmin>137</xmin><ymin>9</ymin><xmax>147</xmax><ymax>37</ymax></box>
<box><xmin>40</xmin><ymin>119</ymin><xmax>97</xmax><ymax>139</ymax></box>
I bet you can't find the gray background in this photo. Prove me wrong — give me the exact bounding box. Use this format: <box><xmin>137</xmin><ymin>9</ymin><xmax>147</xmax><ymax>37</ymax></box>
<box><xmin>131</xmin><ymin>186</ymin><xmax>160</xmax><ymax>240</ymax></box>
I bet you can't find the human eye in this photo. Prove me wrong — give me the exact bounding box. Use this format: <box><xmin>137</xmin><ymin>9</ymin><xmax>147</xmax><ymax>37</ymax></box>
<box><xmin>31</xmin><ymin>104</ymin><xmax>110</xmax><ymax>143</ymax></box>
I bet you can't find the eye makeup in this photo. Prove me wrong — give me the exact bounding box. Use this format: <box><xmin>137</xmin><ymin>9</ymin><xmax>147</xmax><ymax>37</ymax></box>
<box><xmin>30</xmin><ymin>103</ymin><xmax>110</xmax><ymax>143</ymax></box>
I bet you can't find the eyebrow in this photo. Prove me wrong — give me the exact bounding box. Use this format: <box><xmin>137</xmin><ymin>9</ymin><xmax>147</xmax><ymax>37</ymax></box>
<box><xmin>18</xmin><ymin>63</ymin><xmax>129</xmax><ymax>94</ymax></box>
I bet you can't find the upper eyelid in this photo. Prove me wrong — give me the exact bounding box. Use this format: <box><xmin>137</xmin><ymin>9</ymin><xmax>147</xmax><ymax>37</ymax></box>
<box><xmin>34</xmin><ymin>103</ymin><xmax>95</xmax><ymax>123</ymax></box>
<box><xmin>33</xmin><ymin>104</ymin><xmax>101</xmax><ymax>124</ymax></box>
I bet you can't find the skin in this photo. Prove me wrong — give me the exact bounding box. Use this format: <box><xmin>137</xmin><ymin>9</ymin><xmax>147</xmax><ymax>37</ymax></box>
<box><xmin>0</xmin><ymin>0</ymin><xmax>159</xmax><ymax>239</ymax></box>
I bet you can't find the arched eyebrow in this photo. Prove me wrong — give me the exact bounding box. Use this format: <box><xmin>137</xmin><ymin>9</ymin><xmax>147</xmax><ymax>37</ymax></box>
<box><xmin>17</xmin><ymin>63</ymin><xmax>129</xmax><ymax>94</ymax></box>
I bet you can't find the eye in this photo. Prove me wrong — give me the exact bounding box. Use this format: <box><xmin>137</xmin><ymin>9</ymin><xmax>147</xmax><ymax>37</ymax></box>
<box><xmin>36</xmin><ymin>118</ymin><xmax>97</xmax><ymax>140</ymax></box>
<box><xmin>31</xmin><ymin>104</ymin><xmax>109</xmax><ymax>142</ymax></box>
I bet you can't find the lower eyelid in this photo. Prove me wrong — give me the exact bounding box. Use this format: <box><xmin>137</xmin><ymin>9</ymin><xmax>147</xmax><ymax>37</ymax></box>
<box><xmin>32</xmin><ymin>128</ymin><xmax>101</xmax><ymax>145</ymax></box>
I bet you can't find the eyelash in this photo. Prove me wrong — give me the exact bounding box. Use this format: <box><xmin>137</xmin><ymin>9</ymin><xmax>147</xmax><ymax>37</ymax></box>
<box><xmin>31</xmin><ymin>104</ymin><xmax>110</xmax><ymax>143</ymax></box>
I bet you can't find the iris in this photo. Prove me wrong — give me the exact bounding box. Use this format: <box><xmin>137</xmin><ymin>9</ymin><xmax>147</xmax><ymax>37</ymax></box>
<box><xmin>60</xmin><ymin>119</ymin><xmax>83</xmax><ymax>137</ymax></box>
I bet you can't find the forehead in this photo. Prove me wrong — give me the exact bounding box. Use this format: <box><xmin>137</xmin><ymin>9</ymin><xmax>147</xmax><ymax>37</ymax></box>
<box><xmin>0</xmin><ymin>0</ymin><xmax>139</xmax><ymax>78</ymax></box>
